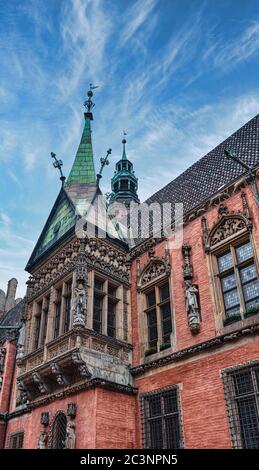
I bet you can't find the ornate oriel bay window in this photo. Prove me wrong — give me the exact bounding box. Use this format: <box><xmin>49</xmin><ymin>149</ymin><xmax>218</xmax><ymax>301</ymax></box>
<box><xmin>222</xmin><ymin>362</ymin><xmax>259</xmax><ymax>448</ymax></box>
<box><xmin>141</xmin><ymin>386</ymin><xmax>183</xmax><ymax>449</ymax></box>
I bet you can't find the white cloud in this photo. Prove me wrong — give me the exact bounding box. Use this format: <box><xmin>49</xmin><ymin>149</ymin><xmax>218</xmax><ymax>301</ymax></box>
<box><xmin>213</xmin><ymin>21</ymin><xmax>259</xmax><ymax>68</ymax></box>
<box><xmin>119</xmin><ymin>0</ymin><xmax>158</xmax><ymax>47</ymax></box>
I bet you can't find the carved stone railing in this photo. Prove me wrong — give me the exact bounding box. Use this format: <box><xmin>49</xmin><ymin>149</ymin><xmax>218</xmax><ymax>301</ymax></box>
<box><xmin>18</xmin><ymin>327</ymin><xmax>132</xmax><ymax>375</ymax></box>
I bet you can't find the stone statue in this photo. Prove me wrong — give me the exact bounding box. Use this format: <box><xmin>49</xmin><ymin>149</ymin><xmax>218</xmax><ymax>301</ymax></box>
<box><xmin>16</xmin><ymin>322</ymin><xmax>26</xmax><ymax>359</ymax></box>
<box><xmin>37</xmin><ymin>431</ymin><xmax>47</xmax><ymax>449</ymax></box>
<box><xmin>65</xmin><ymin>421</ymin><xmax>76</xmax><ymax>449</ymax></box>
<box><xmin>73</xmin><ymin>283</ymin><xmax>86</xmax><ymax>326</ymax></box>
<box><xmin>185</xmin><ymin>280</ymin><xmax>201</xmax><ymax>333</ymax></box>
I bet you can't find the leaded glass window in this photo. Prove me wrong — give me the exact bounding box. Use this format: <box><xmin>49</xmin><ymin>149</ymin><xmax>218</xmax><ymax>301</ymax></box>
<box><xmin>217</xmin><ymin>240</ymin><xmax>259</xmax><ymax>323</ymax></box>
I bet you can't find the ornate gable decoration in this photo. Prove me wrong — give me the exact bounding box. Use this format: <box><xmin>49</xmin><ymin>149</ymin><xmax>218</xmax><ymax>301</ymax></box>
<box><xmin>137</xmin><ymin>258</ymin><xmax>170</xmax><ymax>291</ymax></box>
<box><xmin>202</xmin><ymin>192</ymin><xmax>253</xmax><ymax>253</ymax></box>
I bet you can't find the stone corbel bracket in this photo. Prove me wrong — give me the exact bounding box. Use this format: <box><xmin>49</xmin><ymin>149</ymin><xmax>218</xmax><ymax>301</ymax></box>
<box><xmin>71</xmin><ymin>350</ymin><xmax>91</xmax><ymax>378</ymax></box>
<box><xmin>50</xmin><ymin>362</ymin><xmax>68</xmax><ymax>386</ymax></box>
<box><xmin>32</xmin><ymin>371</ymin><xmax>49</xmax><ymax>394</ymax></box>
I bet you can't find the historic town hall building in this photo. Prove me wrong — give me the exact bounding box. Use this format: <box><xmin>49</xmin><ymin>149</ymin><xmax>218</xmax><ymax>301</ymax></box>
<box><xmin>1</xmin><ymin>88</ymin><xmax>259</xmax><ymax>449</ymax></box>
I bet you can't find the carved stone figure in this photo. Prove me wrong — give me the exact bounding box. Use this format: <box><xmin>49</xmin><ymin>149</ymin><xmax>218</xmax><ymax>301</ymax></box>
<box><xmin>37</xmin><ymin>431</ymin><xmax>47</xmax><ymax>449</ymax></box>
<box><xmin>73</xmin><ymin>283</ymin><xmax>86</xmax><ymax>326</ymax></box>
<box><xmin>185</xmin><ymin>280</ymin><xmax>201</xmax><ymax>333</ymax></box>
<box><xmin>16</xmin><ymin>321</ymin><xmax>26</xmax><ymax>360</ymax></box>
<box><xmin>65</xmin><ymin>421</ymin><xmax>76</xmax><ymax>449</ymax></box>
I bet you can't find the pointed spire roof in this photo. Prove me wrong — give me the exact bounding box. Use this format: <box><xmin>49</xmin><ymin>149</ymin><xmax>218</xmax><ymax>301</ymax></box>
<box><xmin>121</xmin><ymin>138</ymin><xmax>127</xmax><ymax>160</ymax></box>
<box><xmin>65</xmin><ymin>115</ymin><xmax>96</xmax><ymax>186</ymax></box>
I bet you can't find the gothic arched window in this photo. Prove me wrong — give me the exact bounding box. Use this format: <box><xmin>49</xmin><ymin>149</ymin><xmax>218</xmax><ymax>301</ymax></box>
<box><xmin>49</xmin><ymin>412</ymin><xmax>67</xmax><ymax>449</ymax></box>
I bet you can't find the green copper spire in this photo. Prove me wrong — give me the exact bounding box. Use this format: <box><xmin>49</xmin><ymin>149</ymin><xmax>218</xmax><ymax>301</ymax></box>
<box><xmin>65</xmin><ymin>116</ymin><xmax>96</xmax><ymax>185</ymax></box>
<box><xmin>66</xmin><ymin>88</ymin><xmax>97</xmax><ymax>186</ymax></box>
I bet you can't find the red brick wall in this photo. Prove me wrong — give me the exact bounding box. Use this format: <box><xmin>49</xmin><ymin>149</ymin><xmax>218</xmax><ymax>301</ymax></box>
<box><xmin>5</xmin><ymin>387</ymin><xmax>137</xmax><ymax>449</ymax></box>
<box><xmin>131</xmin><ymin>185</ymin><xmax>259</xmax><ymax>362</ymax></box>
<box><xmin>135</xmin><ymin>337</ymin><xmax>259</xmax><ymax>448</ymax></box>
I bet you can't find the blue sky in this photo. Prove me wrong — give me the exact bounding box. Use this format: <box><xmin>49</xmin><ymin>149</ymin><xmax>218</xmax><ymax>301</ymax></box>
<box><xmin>1</xmin><ymin>0</ymin><xmax>259</xmax><ymax>298</ymax></box>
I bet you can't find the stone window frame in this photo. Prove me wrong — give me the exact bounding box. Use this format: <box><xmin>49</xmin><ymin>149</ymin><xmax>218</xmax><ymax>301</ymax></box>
<box><xmin>140</xmin><ymin>385</ymin><xmax>184</xmax><ymax>449</ymax></box>
<box><xmin>92</xmin><ymin>271</ymin><xmax>122</xmax><ymax>339</ymax></box>
<box><xmin>210</xmin><ymin>232</ymin><xmax>259</xmax><ymax>328</ymax></box>
<box><xmin>221</xmin><ymin>360</ymin><xmax>259</xmax><ymax>449</ymax></box>
<box><xmin>32</xmin><ymin>291</ymin><xmax>51</xmax><ymax>352</ymax></box>
<box><xmin>142</xmin><ymin>278</ymin><xmax>173</xmax><ymax>357</ymax></box>
<box><xmin>8</xmin><ymin>430</ymin><xmax>24</xmax><ymax>449</ymax></box>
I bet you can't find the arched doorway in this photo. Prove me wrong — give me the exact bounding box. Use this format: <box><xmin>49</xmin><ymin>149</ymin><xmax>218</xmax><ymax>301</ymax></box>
<box><xmin>49</xmin><ymin>412</ymin><xmax>67</xmax><ymax>449</ymax></box>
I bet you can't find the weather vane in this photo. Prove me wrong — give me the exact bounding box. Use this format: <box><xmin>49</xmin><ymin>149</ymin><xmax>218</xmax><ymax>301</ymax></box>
<box><xmin>96</xmin><ymin>148</ymin><xmax>112</xmax><ymax>186</ymax></box>
<box><xmin>51</xmin><ymin>152</ymin><xmax>66</xmax><ymax>186</ymax></box>
<box><xmin>84</xmin><ymin>83</ymin><xmax>99</xmax><ymax>114</ymax></box>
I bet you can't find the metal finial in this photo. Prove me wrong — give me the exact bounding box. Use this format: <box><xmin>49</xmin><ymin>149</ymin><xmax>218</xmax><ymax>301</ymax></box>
<box><xmin>51</xmin><ymin>152</ymin><xmax>65</xmax><ymax>185</ymax></box>
<box><xmin>84</xmin><ymin>84</ymin><xmax>99</xmax><ymax>113</ymax></box>
<box><xmin>96</xmin><ymin>148</ymin><xmax>112</xmax><ymax>186</ymax></box>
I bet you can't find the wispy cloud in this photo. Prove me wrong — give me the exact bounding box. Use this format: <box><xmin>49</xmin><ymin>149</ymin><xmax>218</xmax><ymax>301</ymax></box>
<box><xmin>119</xmin><ymin>0</ymin><xmax>158</xmax><ymax>47</ymax></box>
<box><xmin>212</xmin><ymin>21</ymin><xmax>259</xmax><ymax>68</ymax></box>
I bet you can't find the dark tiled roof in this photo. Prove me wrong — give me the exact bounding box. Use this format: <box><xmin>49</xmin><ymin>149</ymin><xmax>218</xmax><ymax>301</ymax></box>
<box><xmin>146</xmin><ymin>114</ymin><xmax>259</xmax><ymax>208</ymax></box>
<box><xmin>0</xmin><ymin>300</ymin><xmax>24</xmax><ymax>342</ymax></box>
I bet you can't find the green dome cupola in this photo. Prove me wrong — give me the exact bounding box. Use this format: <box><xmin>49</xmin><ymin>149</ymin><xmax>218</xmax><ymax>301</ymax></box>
<box><xmin>110</xmin><ymin>137</ymin><xmax>139</xmax><ymax>205</ymax></box>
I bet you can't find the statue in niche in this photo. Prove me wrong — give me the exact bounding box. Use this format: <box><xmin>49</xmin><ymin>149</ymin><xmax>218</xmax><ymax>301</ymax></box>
<box><xmin>37</xmin><ymin>431</ymin><xmax>47</xmax><ymax>449</ymax></box>
<box><xmin>185</xmin><ymin>280</ymin><xmax>201</xmax><ymax>333</ymax></box>
<box><xmin>73</xmin><ymin>282</ymin><xmax>86</xmax><ymax>326</ymax></box>
<box><xmin>65</xmin><ymin>421</ymin><xmax>76</xmax><ymax>449</ymax></box>
<box><xmin>16</xmin><ymin>322</ymin><xmax>26</xmax><ymax>359</ymax></box>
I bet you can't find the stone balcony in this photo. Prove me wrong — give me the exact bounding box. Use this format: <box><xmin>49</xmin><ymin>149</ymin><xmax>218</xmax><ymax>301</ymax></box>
<box><xmin>16</xmin><ymin>327</ymin><xmax>134</xmax><ymax>404</ymax></box>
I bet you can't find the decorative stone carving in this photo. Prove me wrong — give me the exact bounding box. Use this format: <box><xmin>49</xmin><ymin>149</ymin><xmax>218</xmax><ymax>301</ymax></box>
<box><xmin>65</xmin><ymin>421</ymin><xmax>76</xmax><ymax>449</ymax></box>
<box><xmin>73</xmin><ymin>283</ymin><xmax>87</xmax><ymax>326</ymax></box>
<box><xmin>182</xmin><ymin>245</ymin><xmax>201</xmax><ymax>334</ymax></box>
<box><xmin>67</xmin><ymin>403</ymin><xmax>77</xmax><ymax>418</ymax></box>
<box><xmin>0</xmin><ymin>348</ymin><xmax>6</xmax><ymax>391</ymax></box>
<box><xmin>202</xmin><ymin>192</ymin><xmax>253</xmax><ymax>253</ymax></box>
<box><xmin>137</xmin><ymin>258</ymin><xmax>170</xmax><ymax>291</ymax></box>
<box><xmin>32</xmin><ymin>371</ymin><xmax>48</xmax><ymax>394</ymax></box>
<box><xmin>185</xmin><ymin>281</ymin><xmax>200</xmax><ymax>334</ymax></box>
<box><xmin>50</xmin><ymin>362</ymin><xmax>67</xmax><ymax>386</ymax></box>
<box><xmin>37</xmin><ymin>431</ymin><xmax>47</xmax><ymax>449</ymax></box>
<box><xmin>71</xmin><ymin>350</ymin><xmax>91</xmax><ymax>378</ymax></box>
<box><xmin>41</xmin><ymin>412</ymin><xmax>50</xmax><ymax>426</ymax></box>
<box><xmin>17</xmin><ymin>379</ymin><xmax>31</xmax><ymax>402</ymax></box>
<box><xmin>182</xmin><ymin>245</ymin><xmax>193</xmax><ymax>279</ymax></box>
<box><xmin>16</xmin><ymin>321</ymin><xmax>26</xmax><ymax>360</ymax></box>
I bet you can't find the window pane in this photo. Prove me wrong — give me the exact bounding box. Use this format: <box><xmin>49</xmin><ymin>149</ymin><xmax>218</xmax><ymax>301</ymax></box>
<box><xmin>161</xmin><ymin>303</ymin><xmax>172</xmax><ymax>343</ymax></box>
<box><xmin>149</xmin><ymin>396</ymin><xmax>162</xmax><ymax>416</ymax></box>
<box><xmin>146</xmin><ymin>290</ymin><xmax>156</xmax><ymax>307</ymax></box>
<box><xmin>224</xmin><ymin>289</ymin><xmax>240</xmax><ymax>309</ymax></box>
<box><xmin>233</xmin><ymin>371</ymin><xmax>254</xmax><ymax>396</ymax></box>
<box><xmin>236</xmin><ymin>396</ymin><xmax>259</xmax><ymax>449</ymax></box>
<box><xmin>236</xmin><ymin>241</ymin><xmax>253</xmax><ymax>263</ymax></box>
<box><xmin>243</xmin><ymin>280</ymin><xmax>259</xmax><ymax>302</ymax></box>
<box><xmin>164</xmin><ymin>390</ymin><xmax>178</xmax><ymax>414</ymax></box>
<box><xmin>245</xmin><ymin>298</ymin><xmax>259</xmax><ymax>310</ymax></box>
<box><xmin>160</xmin><ymin>283</ymin><xmax>170</xmax><ymax>301</ymax></box>
<box><xmin>93</xmin><ymin>294</ymin><xmax>102</xmax><ymax>333</ymax></box>
<box><xmin>149</xmin><ymin>419</ymin><xmax>163</xmax><ymax>448</ymax></box>
<box><xmin>221</xmin><ymin>273</ymin><xmax>236</xmax><ymax>292</ymax></box>
<box><xmin>147</xmin><ymin>309</ymin><xmax>157</xmax><ymax>348</ymax></box>
<box><xmin>165</xmin><ymin>415</ymin><xmax>181</xmax><ymax>449</ymax></box>
<box><xmin>225</xmin><ymin>306</ymin><xmax>241</xmax><ymax>318</ymax></box>
<box><xmin>108</xmin><ymin>284</ymin><xmax>117</xmax><ymax>297</ymax></box>
<box><xmin>240</xmin><ymin>264</ymin><xmax>257</xmax><ymax>283</ymax></box>
<box><xmin>107</xmin><ymin>300</ymin><xmax>116</xmax><ymax>338</ymax></box>
<box><xmin>218</xmin><ymin>251</ymin><xmax>233</xmax><ymax>273</ymax></box>
<box><xmin>94</xmin><ymin>279</ymin><xmax>103</xmax><ymax>291</ymax></box>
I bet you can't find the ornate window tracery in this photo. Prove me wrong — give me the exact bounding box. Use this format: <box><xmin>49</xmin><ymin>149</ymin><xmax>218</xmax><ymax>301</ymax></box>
<box><xmin>49</xmin><ymin>412</ymin><xmax>67</xmax><ymax>449</ymax></box>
